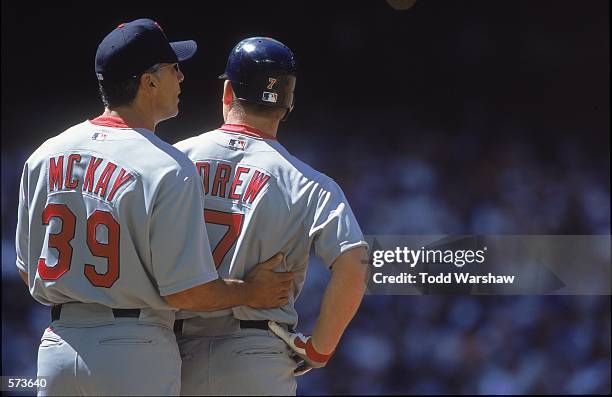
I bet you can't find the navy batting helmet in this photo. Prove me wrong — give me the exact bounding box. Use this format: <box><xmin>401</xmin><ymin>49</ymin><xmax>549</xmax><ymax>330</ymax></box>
<box><xmin>219</xmin><ymin>37</ymin><xmax>297</xmax><ymax>119</ymax></box>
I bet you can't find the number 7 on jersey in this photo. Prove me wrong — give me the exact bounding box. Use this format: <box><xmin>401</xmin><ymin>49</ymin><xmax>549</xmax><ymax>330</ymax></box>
<box><xmin>204</xmin><ymin>209</ymin><xmax>244</xmax><ymax>269</ymax></box>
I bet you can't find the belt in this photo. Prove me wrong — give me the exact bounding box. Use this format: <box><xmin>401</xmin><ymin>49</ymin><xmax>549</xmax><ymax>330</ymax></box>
<box><xmin>173</xmin><ymin>319</ymin><xmax>293</xmax><ymax>337</ymax></box>
<box><xmin>239</xmin><ymin>320</ymin><xmax>270</xmax><ymax>330</ymax></box>
<box><xmin>51</xmin><ymin>304</ymin><xmax>141</xmax><ymax>322</ymax></box>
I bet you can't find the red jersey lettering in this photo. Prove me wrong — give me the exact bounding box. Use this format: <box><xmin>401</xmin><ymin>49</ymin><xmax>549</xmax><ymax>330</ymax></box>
<box><xmin>93</xmin><ymin>162</ymin><xmax>117</xmax><ymax>198</ymax></box>
<box><xmin>106</xmin><ymin>168</ymin><xmax>133</xmax><ymax>202</ymax></box>
<box><xmin>212</xmin><ymin>163</ymin><xmax>232</xmax><ymax>198</ymax></box>
<box><xmin>49</xmin><ymin>156</ymin><xmax>64</xmax><ymax>192</ymax></box>
<box><xmin>64</xmin><ymin>154</ymin><xmax>81</xmax><ymax>189</ymax></box>
<box><xmin>196</xmin><ymin>162</ymin><xmax>210</xmax><ymax>195</ymax></box>
<box><xmin>83</xmin><ymin>157</ymin><xmax>103</xmax><ymax>193</ymax></box>
<box><xmin>229</xmin><ymin>167</ymin><xmax>250</xmax><ymax>200</ymax></box>
<box><xmin>243</xmin><ymin>171</ymin><xmax>270</xmax><ymax>204</ymax></box>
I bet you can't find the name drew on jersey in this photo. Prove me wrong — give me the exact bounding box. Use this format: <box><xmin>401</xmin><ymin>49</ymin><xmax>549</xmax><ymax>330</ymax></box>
<box><xmin>48</xmin><ymin>154</ymin><xmax>134</xmax><ymax>203</ymax></box>
<box><xmin>195</xmin><ymin>161</ymin><xmax>270</xmax><ymax>203</ymax></box>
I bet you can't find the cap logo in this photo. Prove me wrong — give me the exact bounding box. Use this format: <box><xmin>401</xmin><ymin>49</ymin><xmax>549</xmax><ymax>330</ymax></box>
<box><xmin>266</xmin><ymin>78</ymin><xmax>277</xmax><ymax>90</ymax></box>
<box><xmin>262</xmin><ymin>92</ymin><xmax>278</xmax><ymax>103</ymax></box>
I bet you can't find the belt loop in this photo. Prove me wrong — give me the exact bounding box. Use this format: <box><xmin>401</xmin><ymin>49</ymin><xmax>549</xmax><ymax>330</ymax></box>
<box><xmin>51</xmin><ymin>305</ymin><xmax>63</xmax><ymax>321</ymax></box>
<box><xmin>174</xmin><ymin>319</ymin><xmax>184</xmax><ymax>337</ymax></box>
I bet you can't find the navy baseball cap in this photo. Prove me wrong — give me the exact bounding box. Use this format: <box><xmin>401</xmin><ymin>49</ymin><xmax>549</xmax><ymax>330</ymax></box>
<box><xmin>95</xmin><ymin>18</ymin><xmax>197</xmax><ymax>81</ymax></box>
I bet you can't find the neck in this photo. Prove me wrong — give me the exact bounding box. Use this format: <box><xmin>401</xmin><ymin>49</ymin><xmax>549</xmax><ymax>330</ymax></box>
<box><xmin>226</xmin><ymin>111</ymin><xmax>280</xmax><ymax>138</ymax></box>
<box><xmin>103</xmin><ymin>105</ymin><xmax>157</xmax><ymax>133</ymax></box>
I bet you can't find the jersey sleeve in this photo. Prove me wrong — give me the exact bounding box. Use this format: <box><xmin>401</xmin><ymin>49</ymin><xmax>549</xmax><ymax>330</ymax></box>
<box><xmin>149</xmin><ymin>170</ymin><xmax>219</xmax><ymax>295</ymax></box>
<box><xmin>307</xmin><ymin>179</ymin><xmax>368</xmax><ymax>268</ymax></box>
<box><xmin>15</xmin><ymin>163</ymin><xmax>29</xmax><ymax>273</ymax></box>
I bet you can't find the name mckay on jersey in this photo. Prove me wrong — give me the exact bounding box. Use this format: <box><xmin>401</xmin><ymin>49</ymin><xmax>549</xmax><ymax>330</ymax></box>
<box><xmin>47</xmin><ymin>153</ymin><xmax>135</xmax><ymax>203</ymax></box>
<box><xmin>194</xmin><ymin>160</ymin><xmax>270</xmax><ymax>203</ymax></box>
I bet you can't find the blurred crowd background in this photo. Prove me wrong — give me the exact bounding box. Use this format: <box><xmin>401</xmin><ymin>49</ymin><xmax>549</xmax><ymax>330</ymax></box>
<box><xmin>2</xmin><ymin>0</ymin><xmax>610</xmax><ymax>394</ymax></box>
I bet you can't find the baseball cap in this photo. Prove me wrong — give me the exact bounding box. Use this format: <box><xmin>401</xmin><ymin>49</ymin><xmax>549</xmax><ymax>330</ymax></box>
<box><xmin>95</xmin><ymin>18</ymin><xmax>197</xmax><ymax>81</ymax></box>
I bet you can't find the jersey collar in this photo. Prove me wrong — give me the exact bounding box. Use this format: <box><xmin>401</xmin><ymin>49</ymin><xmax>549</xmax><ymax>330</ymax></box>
<box><xmin>89</xmin><ymin>114</ymin><xmax>131</xmax><ymax>129</ymax></box>
<box><xmin>219</xmin><ymin>123</ymin><xmax>278</xmax><ymax>141</ymax></box>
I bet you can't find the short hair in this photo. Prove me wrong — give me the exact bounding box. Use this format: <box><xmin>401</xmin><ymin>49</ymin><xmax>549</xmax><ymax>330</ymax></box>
<box><xmin>229</xmin><ymin>96</ymin><xmax>285</xmax><ymax>119</ymax></box>
<box><xmin>97</xmin><ymin>75</ymin><xmax>141</xmax><ymax>108</ymax></box>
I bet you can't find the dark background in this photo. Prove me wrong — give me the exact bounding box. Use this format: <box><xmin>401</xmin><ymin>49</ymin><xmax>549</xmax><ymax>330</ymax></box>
<box><xmin>2</xmin><ymin>0</ymin><xmax>610</xmax><ymax>394</ymax></box>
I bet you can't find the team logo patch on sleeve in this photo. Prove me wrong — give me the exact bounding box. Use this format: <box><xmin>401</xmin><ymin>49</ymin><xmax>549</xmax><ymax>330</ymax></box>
<box><xmin>228</xmin><ymin>138</ymin><xmax>247</xmax><ymax>151</ymax></box>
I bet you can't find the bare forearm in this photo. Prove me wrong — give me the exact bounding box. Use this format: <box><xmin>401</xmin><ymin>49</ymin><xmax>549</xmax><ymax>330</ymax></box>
<box><xmin>164</xmin><ymin>278</ymin><xmax>248</xmax><ymax>311</ymax></box>
<box><xmin>311</xmin><ymin>247</ymin><xmax>368</xmax><ymax>355</ymax></box>
<box><xmin>164</xmin><ymin>253</ymin><xmax>291</xmax><ymax>311</ymax></box>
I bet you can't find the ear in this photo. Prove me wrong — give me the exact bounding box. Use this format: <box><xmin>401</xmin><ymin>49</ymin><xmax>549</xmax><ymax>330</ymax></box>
<box><xmin>140</xmin><ymin>73</ymin><xmax>157</xmax><ymax>93</ymax></box>
<box><xmin>223</xmin><ymin>80</ymin><xmax>233</xmax><ymax>105</ymax></box>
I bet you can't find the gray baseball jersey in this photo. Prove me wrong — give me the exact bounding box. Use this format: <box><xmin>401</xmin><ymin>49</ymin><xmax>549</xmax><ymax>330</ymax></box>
<box><xmin>15</xmin><ymin>115</ymin><xmax>218</xmax><ymax>309</ymax></box>
<box><xmin>174</xmin><ymin>123</ymin><xmax>367</xmax><ymax>326</ymax></box>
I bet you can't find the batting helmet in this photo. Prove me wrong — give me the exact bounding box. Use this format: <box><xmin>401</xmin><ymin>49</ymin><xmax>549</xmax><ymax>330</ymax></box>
<box><xmin>219</xmin><ymin>37</ymin><xmax>297</xmax><ymax>120</ymax></box>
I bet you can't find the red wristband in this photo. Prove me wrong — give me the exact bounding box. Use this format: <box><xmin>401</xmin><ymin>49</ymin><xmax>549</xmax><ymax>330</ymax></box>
<box><xmin>305</xmin><ymin>338</ymin><xmax>334</xmax><ymax>363</ymax></box>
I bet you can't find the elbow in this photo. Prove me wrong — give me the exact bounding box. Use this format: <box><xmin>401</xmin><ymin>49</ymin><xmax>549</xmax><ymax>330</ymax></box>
<box><xmin>19</xmin><ymin>270</ymin><xmax>28</xmax><ymax>287</ymax></box>
<box><xmin>332</xmin><ymin>248</ymin><xmax>369</xmax><ymax>277</ymax></box>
